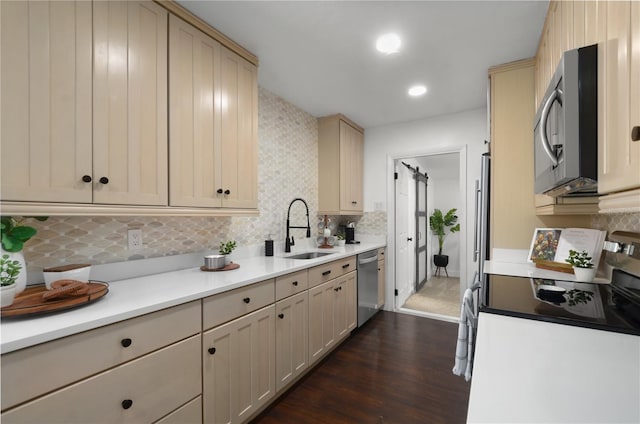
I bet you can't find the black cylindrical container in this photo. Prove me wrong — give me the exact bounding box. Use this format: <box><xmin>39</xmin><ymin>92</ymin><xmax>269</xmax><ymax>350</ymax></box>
<box><xmin>345</xmin><ymin>227</ymin><xmax>355</xmax><ymax>244</ymax></box>
<box><xmin>265</xmin><ymin>240</ymin><xmax>274</xmax><ymax>256</ymax></box>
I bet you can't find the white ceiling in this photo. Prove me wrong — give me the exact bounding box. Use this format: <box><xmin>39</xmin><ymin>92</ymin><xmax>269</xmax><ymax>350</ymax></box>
<box><xmin>177</xmin><ymin>1</ymin><xmax>549</xmax><ymax>129</ymax></box>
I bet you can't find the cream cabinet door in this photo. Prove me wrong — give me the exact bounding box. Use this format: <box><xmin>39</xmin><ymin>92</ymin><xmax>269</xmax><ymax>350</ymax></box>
<box><xmin>308</xmin><ymin>280</ymin><xmax>336</xmax><ymax>365</ymax></box>
<box><xmin>93</xmin><ymin>0</ymin><xmax>168</xmax><ymax>205</ymax></box>
<box><xmin>0</xmin><ymin>1</ymin><xmax>92</xmax><ymax>203</ymax></box>
<box><xmin>339</xmin><ymin>121</ymin><xmax>364</xmax><ymax>212</ymax></box>
<box><xmin>378</xmin><ymin>259</ymin><xmax>386</xmax><ymax>307</ymax></box>
<box><xmin>168</xmin><ymin>14</ymin><xmax>223</xmax><ymax>207</ymax></box>
<box><xmin>275</xmin><ymin>291</ymin><xmax>309</xmax><ymax>392</ymax></box>
<box><xmin>203</xmin><ymin>305</ymin><xmax>275</xmax><ymax>424</ymax></box>
<box><xmin>219</xmin><ymin>46</ymin><xmax>258</xmax><ymax>209</ymax></box>
<box><xmin>599</xmin><ymin>1</ymin><xmax>640</xmax><ymax>194</ymax></box>
<box><xmin>335</xmin><ymin>270</ymin><xmax>357</xmax><ymax>340</ymax></box>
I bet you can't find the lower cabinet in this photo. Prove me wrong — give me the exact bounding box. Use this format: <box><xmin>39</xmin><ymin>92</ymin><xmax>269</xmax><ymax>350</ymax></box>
<box><xmin>308</xmin><ymin>270</ymin><xmax>357</xmax><ymax>365</ymax></box>
<box><xmin>275</xmin><ymin>291</ymin><xmax>309</xmax><ymax>391</ymax></box>
<box><xmin>203</xmin><ymin>305</ymin><xmax>275</xmax><ymax>424</ymax></box>
<box><xmin>2</xmin><ymin>335</ymin><xmax>201</xmax><ymax>423</ymax></box>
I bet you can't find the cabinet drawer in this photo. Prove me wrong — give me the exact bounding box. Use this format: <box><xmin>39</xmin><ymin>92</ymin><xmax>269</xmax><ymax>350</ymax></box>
<box><xmin>155</xmin><ymin>396</ymin><xmax>202</xmax><ymax>424</ymax></box>
<box><xmin>1</xmin><ymin>300</ymin><xmax>201</xmax><ymax>410</ymax></box>
<box><xmin>308</xmin><ymin>256</ymin><xmax>356</xmax><ymax>288</ymax></box>
<box><xmin>203</xmin><ymin>279</ymin><xmax>275</xmax><ymax>330</ymax></box>
<box><xmin>2</xmin><ymin>335</ymin><xmax>201</xmax><ymax>424</ymax></box>
<box><xmin>275</xmin><ymin>270</ymin><xmax>308</xmax><ymax>301</ymax></box>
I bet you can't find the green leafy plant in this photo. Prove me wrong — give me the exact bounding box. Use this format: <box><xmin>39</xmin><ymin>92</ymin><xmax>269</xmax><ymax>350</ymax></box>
<box><xmin>429</xmin><ymin>208</ymin><xmax>460</xmax><ymax>255</ymax></box>
<box><xmin>219</xmin><ymin>240</ymin><xmax>237</xmax><ymax>255</ymax></box>
<box><xmin>1</xmin><ymin>216</ymin><xmax>48</xmax><ymax>252</ymax></box>
<box><xmin>336</xmin><ymin>232</ymin><xmax>345</xmax><ymax>241</ymax></box>
<box><xmin>565</xmin><ymin>249</ymin><xmax>594</xmax><ymax>269</ymax></box>
<box><xmin>0</xmin><ymin>254</ymin><xmax>22</xmax><ymax>286</ymax></box>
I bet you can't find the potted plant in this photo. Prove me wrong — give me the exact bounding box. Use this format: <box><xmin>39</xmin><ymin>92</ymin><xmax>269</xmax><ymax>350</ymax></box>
<box><xmin>0</xmin><ymin>216</ymin><xmax>47</xmax><ymax>294</ymax></box>
<box><xmin>336</xmin><ymin>232</ymin><xmax>346</xmax><ymax>247</ymax></box>
<box><xmin>1</xmin><ymin>254</ymin><xmax>22</xmax><ymax>307</ymax></box>
<box><xmin>219</xmin><ymin>240</ymin><xmax>237</xmax><ymax>266</ymax></box>
<box><xmin>565</xmin><ymin>249</ymin><xmax>596</xmax><ymax>282</ymax></box>
<box><xmin>429</xmin><ymin>208</ymin><xmax>460</xmax><ymax>270</ymax></box>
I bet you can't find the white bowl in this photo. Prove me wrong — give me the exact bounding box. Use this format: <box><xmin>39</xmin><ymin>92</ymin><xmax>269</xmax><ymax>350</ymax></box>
<box><xmin>43</xmin><ymin>266</ymin><xmax>91</xmax><ymax>290</ymax></box>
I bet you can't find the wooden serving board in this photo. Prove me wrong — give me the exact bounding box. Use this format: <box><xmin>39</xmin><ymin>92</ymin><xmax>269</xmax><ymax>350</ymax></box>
<box><xmin>533</xmin><ymin>259</ymin><xmax>575</xmax><ymax>274</ymax></box>
<box><xmin>200</xmin><ymin>263</ymin><xmax>240</xmax><ymax>272</ymax></box>
<box><xmin>1</xmin><ymin>282</ymin><xmax>109</xmax><ymax>318</ymax></box>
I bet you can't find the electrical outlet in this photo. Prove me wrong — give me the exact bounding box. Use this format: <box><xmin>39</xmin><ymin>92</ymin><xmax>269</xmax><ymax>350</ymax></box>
<box><xmin>128</xmin><ymin>229</ymin><xmax>143</xmax><ymax>250</ymax></box>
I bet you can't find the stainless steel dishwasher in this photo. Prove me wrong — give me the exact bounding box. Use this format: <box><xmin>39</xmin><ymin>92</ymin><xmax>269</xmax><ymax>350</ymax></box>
<box><xmin>357</xmin><ymin>249</ymin><xmax>380</xmax><ymax>327</ymax></box>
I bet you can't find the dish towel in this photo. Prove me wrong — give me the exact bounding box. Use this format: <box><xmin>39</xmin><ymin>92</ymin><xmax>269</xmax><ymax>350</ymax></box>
<box><xmin>452</xmin><ymin>287</ymin><xmax>475</xmax><ymax>382</ymax></box>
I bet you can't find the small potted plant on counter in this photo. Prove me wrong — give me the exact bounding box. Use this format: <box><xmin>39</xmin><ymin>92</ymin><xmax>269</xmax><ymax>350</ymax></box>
<box><xmin>336</xmin><ymin>232</ymin><xmax>346</xmax><ymax>247</ymax></box>
<box><xmin>219</xmin><ymin>240</ymin><xmax>237</xmax><ymax>266</ymax></box>
<box><xmin>1</xmin><ymin>254</ymin><xmax>22</xmax><ymax>307</ymax></box>
<box><xmin>1</xmin><ymin>216</ymin><xmax>48</xmax><ymax>295</ymax></box>
<box><xmin>565</xmin><ymin>249</ymin><xmax>596</xmax><ymax>282</ymax></box>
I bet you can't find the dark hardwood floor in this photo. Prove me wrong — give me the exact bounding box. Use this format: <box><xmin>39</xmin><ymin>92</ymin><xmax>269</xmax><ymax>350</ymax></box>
<box><xmin>252</xmin><ymin>311</ymin><xmax>471</xmax><ymax>424</ymax></box>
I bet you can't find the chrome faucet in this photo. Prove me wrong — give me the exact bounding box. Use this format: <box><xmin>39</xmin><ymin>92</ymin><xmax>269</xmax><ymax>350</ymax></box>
<box><xmin>285</xmin><ymin>198</ymin><xmax>311</xmax><ymax>253</ymax></box>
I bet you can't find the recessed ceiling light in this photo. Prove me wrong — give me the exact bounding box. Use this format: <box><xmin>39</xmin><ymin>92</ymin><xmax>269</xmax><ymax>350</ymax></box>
<box><xmin>408</xmin><ymin>85</ymin><xmax>427</xmax><ymax>97</ymax></box>
<box><xmin>376</xmin><ymin>33</ymin><xmax>401</xmax><ymax>54</ymax></box>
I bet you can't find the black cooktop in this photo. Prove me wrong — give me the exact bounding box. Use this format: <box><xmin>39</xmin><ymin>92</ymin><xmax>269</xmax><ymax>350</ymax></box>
<box><xmin>481</xmin><ymin>272</ymin><xmax>640</xmax><ymax>336</ymax></box>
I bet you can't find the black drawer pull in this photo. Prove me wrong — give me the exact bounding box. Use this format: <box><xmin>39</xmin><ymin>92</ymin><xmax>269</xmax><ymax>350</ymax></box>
<box><xmin>342</xmin><ymin>264</ymin><xmax>350</xmax><ymax>269</ymax></box>
<box><xmin>243</xmin><ymin>297</ymin><xmax>251</xmax><ymax>304</ymax></box>
<box><xmin>322</xmin><ymin>270</ymin><xmax>331</xmax><ymax>276</ymax></box>
<box><xmin>278</xmin><ymin>313</ymin><xmax>284</xmax><ymax>319</ymax></box>
<box><xmin>292</xmin><ymin>281</ymin><xmax>298</xmax><ymax>286</ymax></box>
<box><xmin>208</xmin><ymin>347</ymin><xmax>216</xmax><ymax>355</ymax></box>
<box><xmin>339</xmin><ymin>286</ymin><xmax>342</xmax><ymax>291</ymax></box>
<box><xmin>334</xmin><ymin>287</ymin><xmax>340</xmax><ymax>292</ymax></box>
<box><xmin>632</xmin><ymin>126</ymin><xmax>640</xmax><ymax>141</ymax></box>
<box><xmin>122</xmin><ymin>399</ymin><xmax>133</xmax><ymax>410</ymax></box>
<box><xmin>121</xmin><ymin>338</ymin><xmax>132</xmax><ymax>348</ymax></box>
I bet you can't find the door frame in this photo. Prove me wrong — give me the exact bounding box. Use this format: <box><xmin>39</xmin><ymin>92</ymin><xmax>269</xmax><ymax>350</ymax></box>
<box><xmin>386</xmin><ymin>146</ymin><xmax>467</xmax><ymax>318</ymax></box>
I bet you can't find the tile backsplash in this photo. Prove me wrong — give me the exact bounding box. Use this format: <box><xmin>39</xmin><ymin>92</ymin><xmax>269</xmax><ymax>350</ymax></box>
<box><xmin>591</xmin><ymin>212</ymin><xmax>640</xmax><ymax>234</ymax></box>
<box><xmin>21</xmin><ymin>87</ymin><xmax>320</xmax><ymax>271</ymax></box>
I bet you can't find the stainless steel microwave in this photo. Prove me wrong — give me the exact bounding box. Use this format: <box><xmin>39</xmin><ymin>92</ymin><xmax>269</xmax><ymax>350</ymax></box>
<box><xmin>533</xmin><ymin>44</ymin><xmax>598</xmax><ymax>197</ymax></box>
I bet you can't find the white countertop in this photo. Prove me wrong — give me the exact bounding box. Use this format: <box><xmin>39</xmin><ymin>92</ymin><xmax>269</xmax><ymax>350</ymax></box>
<box><xmin>1</xmin><ymin>242</ymin><xmax>384</xmax><ymax>354</ymax></box>
<box><xmin>467</xmin><ymin>313</ymin><xmax>640</xmax><ymax>423</ymax></box>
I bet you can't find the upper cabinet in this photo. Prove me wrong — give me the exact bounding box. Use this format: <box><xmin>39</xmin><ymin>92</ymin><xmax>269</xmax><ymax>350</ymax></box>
<box><xmin>93</xmin><ymin>0</ymin><xmax>168</xmax><ymax>206</ymax></box>
<box><xmin>598</xmin><ymin>1</ymin><xmax>640</xmax><ymax>212</ymax></box>
<box><xmin>1</xmin><ymin>1</ymin><xmax>93</xmax><ymax>203</ymax></box>
<box><xmin>1</xmin><ymin>0</ymin><xmax>259</xmax><ymax>215</ymax></box>
<box><xmin>318</xmin><ymin>115</ymin><xmax>364</xmax><ymax>215</ymax></box>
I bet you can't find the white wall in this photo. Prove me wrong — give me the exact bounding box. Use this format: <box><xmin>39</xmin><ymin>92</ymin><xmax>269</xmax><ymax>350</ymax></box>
<box><xmin>364</xmin><ymin>107</ymin><xmax>487</xmax><ymax>307</ymax></box>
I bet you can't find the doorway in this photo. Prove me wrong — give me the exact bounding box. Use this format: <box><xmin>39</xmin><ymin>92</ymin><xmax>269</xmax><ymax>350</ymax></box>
<box><xmin>393</xmin><ymin>152</ymin><xmax>462</xmax><ymax>320</ymax></box>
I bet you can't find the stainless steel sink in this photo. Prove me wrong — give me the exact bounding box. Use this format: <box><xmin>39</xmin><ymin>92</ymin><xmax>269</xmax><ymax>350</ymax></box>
<box><xmin>285</xmin><ymin>252</ymin><xmax>334</xmax><ymax>260</ymax></box>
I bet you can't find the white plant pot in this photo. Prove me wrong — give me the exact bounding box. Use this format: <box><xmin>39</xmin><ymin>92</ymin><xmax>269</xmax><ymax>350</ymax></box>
<box><xmin>1</xmin><ymin>284</ymin><xmax>16</xmax><ymax>307</ymax></box>
<box><xmin>1</xmin><ymin>249</ymin><xmax>27</xmax><ymax>295</ymax></box>
<box><xmin>573</xmin><ymin>267</ymin><xmax>596</xmax><ymax>283</ymax></box>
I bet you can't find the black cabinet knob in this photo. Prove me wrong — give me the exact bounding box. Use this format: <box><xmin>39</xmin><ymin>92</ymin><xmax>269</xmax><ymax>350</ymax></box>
<box><xmin>224</xmin><ymin>189</ymin><xmax>231</xmax><ymax>195</ymax></box>
<box><xmin>121</xmin><ymin>338</ymin><xmax>132</xmax><ymax>348</ymax></box>
<box><xmin>208</xmin><ymin>347</ymin><xmax>216</xmax><ymax>355</ymax></box>
<box><xmin>243</xmin><ymin>297</ymin><xmax>250</xmax><ymax>304</ymax></box>
<box><xmin>82</xmin><ymin>175</ymin><xmax>92</xmax><ymax>183</ymax></box>
<box><xmin>121</xmin><ymin>399</ymin><xmax>133</xmax><ymax>410</ymax></box>
<box><xmin>407</xmin><ymin>237</ymin><xmax>413</xmax><ymax>241</ymax></box>
<box><xmin>292</xmin><ymin>281</ymin><xmax>298</xmax><ymax>286</ymax></box>
<box><xmin>632</xmin><ymin>126</ymin><xmax>640</xmax><ymax>142</ymax></box>
<box><xmin>334</xmin><ymin>287</ymin><xmax>340</xmax><ymax>292</ymax></box>
<box><xmin>99</xmin><ymin>176</ymin><xmax>109</xmax><ymax>184</ymax></box>
<box><xmin>278</xmin><ymin>313</ymin><xmax>284</xmax><ymax>319</ymax></box>
<box><xmin>217</xmin><ymin>188</ymin><xmax>223</xmax><ymax>194</ymax></box>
